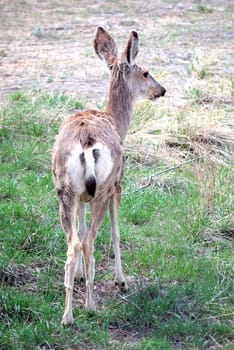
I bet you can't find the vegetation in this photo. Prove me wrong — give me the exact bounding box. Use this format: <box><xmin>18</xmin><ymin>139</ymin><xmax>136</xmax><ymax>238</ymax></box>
<box><xmin>0</xmin><ymin>90</ymin><xmax>233</xmax><ymax>349</ymax></box>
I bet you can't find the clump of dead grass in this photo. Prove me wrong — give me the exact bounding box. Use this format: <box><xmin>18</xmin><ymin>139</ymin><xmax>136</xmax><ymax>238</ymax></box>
<box><xmin>127</xmin><ymin>100</ymin><xmax>234</xmax><ymax>166</ymax></box>
<box><xmin>192</xmin><ymin>160</ymin><xmax>218</xmax><ymax>215</ymax></box>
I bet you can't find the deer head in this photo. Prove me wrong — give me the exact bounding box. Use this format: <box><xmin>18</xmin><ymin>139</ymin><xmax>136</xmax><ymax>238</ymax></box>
<box><xmin>94</xmin><ymin>27</ymin><xmax>166</xmax><ymax>102</ymax></box>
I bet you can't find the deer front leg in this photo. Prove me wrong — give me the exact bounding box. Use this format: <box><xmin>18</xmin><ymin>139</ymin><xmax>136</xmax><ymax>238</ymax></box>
<box><xmin>109</xmin><ymin>185</ymin><xmax>127</xmax><ymax>292</ymax></box>
<box><xmin>75</xmin><ymin>202</ymin><xmax>87</xmax><ymax>282</ymax></box>
<box><xmin>59</xmin><ymin>194</ymin><xmax>80</xmax><ymax>325</ymax></box>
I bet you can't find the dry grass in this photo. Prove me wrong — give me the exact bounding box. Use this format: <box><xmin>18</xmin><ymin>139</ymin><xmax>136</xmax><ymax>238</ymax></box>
<box><xmin>126</xmin><ymin>99</ymin><xmax>234</xmax><ymax>166</ymax></box>
<box><xmin>1</xmin><ymin>1</ymin><xmax>233</xmax><ymax>165</ymax></box>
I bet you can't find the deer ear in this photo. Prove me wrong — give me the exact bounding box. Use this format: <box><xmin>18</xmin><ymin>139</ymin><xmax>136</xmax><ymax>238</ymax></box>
<box><xmin>124</xmin><ymin>31</ymin><xmax>139</xmax><ymax>65</ymax></box>
<box><xmin>94</xmin><ymin>27</ymin><xmax>118</xmax><ymax>69</ymax></box>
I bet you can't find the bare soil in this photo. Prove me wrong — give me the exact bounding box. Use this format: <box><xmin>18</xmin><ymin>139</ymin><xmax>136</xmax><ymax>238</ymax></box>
<box><xmin>0</xmin><ymin>0</ymin><xmax>233</xmax><ymax>102</ymax></box>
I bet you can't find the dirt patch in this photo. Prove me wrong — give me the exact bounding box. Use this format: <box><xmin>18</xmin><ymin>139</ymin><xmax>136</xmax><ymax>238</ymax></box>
<box><xmin>109</xmin><ymin>322</ymin><xmax>148</xmax><ymax>346</ymax></box>
<box><xmin>0</xmin><ymin>0</ymin><xmax>233</xmax><ymax>100</ymax></box>
<box><xmin>0</xmin><ymin>263</ymin><xmax>38</xmax><ymax>289</ymax></box>
<box><xmin>220</xmin><ymin>228</ymin><xmax>234</xmax><ymax>240</ymax></box>
<box><xmin>0</xmin><ymin>0</ymin><xmax>233</xmax><ymax>165</ymax></box>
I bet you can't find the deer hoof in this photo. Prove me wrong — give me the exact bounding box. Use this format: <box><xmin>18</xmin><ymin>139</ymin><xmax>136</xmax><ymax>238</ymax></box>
<box><xmin>75</xmin><ymin>276</ymin><xmax>85</xmax><ymax>284</ymax></box>
<box><xmin>115</xmin><ymin>280</ymin><xmax>127</xmax><ymax>292</ymax></box>
<box><xmin>85</xmin><ymin>300</ymin><xmax>97</xmax><ymax>313</ymax></box>
<box><xmin>61</xmin><ymin>313</ymin><xmax>74</xmax><ymax>326</ymax></box>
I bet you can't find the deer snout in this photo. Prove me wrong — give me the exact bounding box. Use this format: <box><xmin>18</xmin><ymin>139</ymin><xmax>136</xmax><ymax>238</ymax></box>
<box><xmin>156</xmin><ymin>86</ymin><xmax>166</xmax><ymax>98</ymax></box>
<box><xmin>150</xmin><ymin>86</ymin><xmax>166</xmax><ymax>100</ymax></box>
<box><xmin>161</xmin><ymin>87</ymin><xmax>166</xmax><ymax>96</ymax></box>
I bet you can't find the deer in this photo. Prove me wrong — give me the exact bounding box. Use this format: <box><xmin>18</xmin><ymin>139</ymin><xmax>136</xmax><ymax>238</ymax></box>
<box><xmin>52</xmin><ymin>27</ymin><xmax>166</xmax><ymax>325</ymax></box>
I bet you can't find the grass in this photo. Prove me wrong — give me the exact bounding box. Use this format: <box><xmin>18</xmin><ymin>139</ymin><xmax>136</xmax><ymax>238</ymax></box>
<box><xmin>197</xmin><ymin>4</ymin><xmax>213</xmax><ymax>14</ymax></box>
<box><xmin>0</xmin><ymin>90</ymin><xmax>233</xmax><ymax>349</ymax></box>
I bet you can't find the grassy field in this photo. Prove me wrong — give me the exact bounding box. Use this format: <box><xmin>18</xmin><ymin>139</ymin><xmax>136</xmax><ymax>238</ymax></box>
<box><xmin>0</xmin><ymin>1</ymin><xmax>234</xmax><ymax>349</ymax></box>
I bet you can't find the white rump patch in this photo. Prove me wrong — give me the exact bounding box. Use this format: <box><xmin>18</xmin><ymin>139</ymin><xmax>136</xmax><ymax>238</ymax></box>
<box><xmin>94</xmin><ymin>142</ymin><xmax>113</xmax><ymax>185</ymax></box>
<box><xmin>66</xmin><ymin>143</ymin><xmax>86</xmax><ymax>194</ymax></box>
<box><xmin>66</xmin><ymin>142</ymin><xmax>113</xmax><ymax>194</ymax></box>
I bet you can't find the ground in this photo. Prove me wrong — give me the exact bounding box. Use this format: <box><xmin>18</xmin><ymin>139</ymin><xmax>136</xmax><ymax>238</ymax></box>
<box><xmin>1</xmin><ymin>0</ymin><xmax>233</xmax><ymax>98</ymax></box>
<box><xmin>1</xmin><ymin>0</ymin><xmax>233</xmax><ymax>161</ymax></box>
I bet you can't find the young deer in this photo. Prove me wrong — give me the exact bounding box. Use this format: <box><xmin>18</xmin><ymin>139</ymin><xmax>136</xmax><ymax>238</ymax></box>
<box><xmin>52</xmin><ymin>27</ymin><xmax>166</xmax><ymax>325</ymax></box>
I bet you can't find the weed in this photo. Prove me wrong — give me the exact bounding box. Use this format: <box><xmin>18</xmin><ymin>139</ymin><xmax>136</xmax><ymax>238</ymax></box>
<box><xmin>32</xmin><ymin>27</ymin><xmax>43</xmax><ymax>38</ymax></box>
<box><xmin>230</xmin><ymin>78</ymin><xmax>234</xmax><ymax>96</ymax></box>
<box><xmin>47</xmin><ymin>76</ymin><xmax>53</xmax><ymax>83</ymax></box>
<box><xmin>197</xmin><ymin>4</ymin><xmax>213</xmax><ymax>13</ymax></box>
<box><xmin>190</xmin><ymin>63</ymin><xmax>208</xmax><ymax>79</ymax></box>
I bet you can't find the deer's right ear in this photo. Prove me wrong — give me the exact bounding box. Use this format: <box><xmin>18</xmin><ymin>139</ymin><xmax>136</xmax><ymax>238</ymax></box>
<box><xmin>94</xmin><ymin>27</ymin><xmax>118</xmax><ymax>69</ymax></box>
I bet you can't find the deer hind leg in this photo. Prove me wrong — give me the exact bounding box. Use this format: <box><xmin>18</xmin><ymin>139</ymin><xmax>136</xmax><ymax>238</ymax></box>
<box><xmin>109</xmin><ymin>184</ymin><xmax>127</xmax><ymax>292</ymax></box>
<box><xmin>82</xmin><ymin>199</ymin><xmax>109</xmax><ymax>311</ymax></box>
<box><xmin>59</xmin><ymin>191</ymin><xmax>80</xmax><ymax>325</ymax></box>
<box><xmin>75</xmin><ymin>202</ymin><xmax>87</xmax><ymax>282</ymax></box>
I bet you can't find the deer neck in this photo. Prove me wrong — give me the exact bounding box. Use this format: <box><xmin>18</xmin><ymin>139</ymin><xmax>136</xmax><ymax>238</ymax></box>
<box><xmin>104</xmin><ymin>72</ymin><xmax>135</xmax><ymax>142</ymax></box>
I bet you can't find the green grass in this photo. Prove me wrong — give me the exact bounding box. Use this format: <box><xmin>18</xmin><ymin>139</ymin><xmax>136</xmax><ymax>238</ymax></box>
<box><xmin>0</xmin><ymin>91</ymin><xmax>233</xmax><ymax>349</ymax></box>
<box><xmin>197</xmin><ymin>4</ymin><xmax>213</xmax><ymax>14</ymax></box>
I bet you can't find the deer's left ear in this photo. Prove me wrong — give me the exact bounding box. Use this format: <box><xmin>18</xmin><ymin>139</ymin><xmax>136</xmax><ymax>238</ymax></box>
<box><xmin>124</xmin><ymin>31</ymin><xmax>139</xmax><ymax>65</ymax></box>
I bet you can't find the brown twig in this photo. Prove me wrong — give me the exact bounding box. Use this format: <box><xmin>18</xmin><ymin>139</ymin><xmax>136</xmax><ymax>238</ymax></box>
<box><xmin>134</xmin><ymin>156</ymin><xmax>201</xmax><ymax>192</ymax></box>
